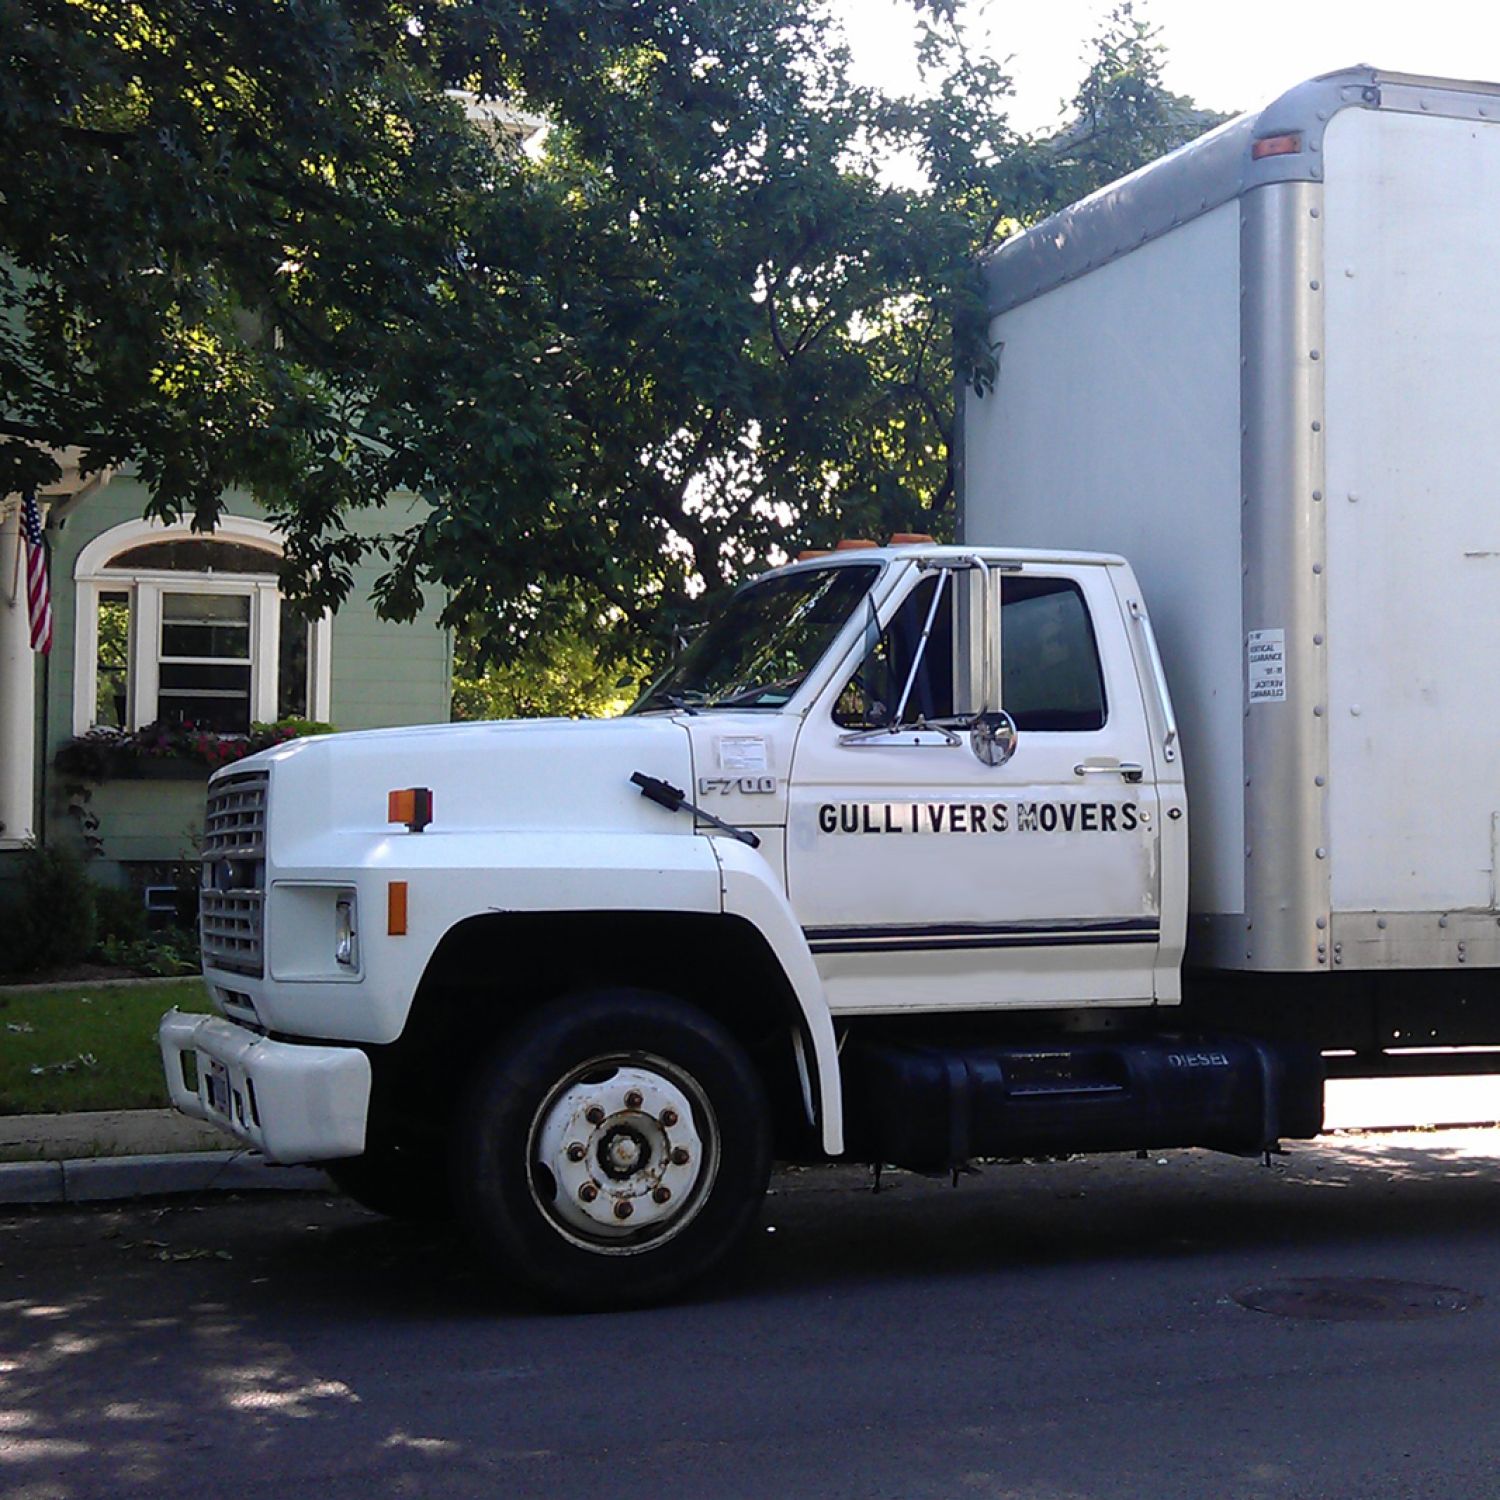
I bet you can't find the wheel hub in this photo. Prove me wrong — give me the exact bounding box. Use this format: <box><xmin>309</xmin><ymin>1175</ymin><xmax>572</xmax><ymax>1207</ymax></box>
<box><xmin>532</xmin><ymin>1062</ymin><xmax>710</xmax><ymax>1245</ymax></box>
<box><xmin>598</xmin><ymin>1125</ymin><xmax>650</xmax><ymax>1178</ymax></box>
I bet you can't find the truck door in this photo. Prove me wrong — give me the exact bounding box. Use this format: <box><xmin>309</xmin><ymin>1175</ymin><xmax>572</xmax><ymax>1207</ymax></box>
<box><xmin>785</xmin><ymin>562</ymin><xmax>1162</xmax><ymax>1014</ymax></box>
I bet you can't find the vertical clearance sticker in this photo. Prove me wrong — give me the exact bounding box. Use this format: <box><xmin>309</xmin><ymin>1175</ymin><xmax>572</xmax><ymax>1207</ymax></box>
<box><xmin>1247</xmin><ymin>628</ymin><xmax>1287</xmax><ymax>704</ymax></box>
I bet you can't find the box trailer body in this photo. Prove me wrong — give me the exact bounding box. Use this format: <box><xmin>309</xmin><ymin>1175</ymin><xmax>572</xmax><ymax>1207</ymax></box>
<box><xmin>961</xmin><ymin>67</ymin><xmax>1500</xmax><ymax>977</ymax></box>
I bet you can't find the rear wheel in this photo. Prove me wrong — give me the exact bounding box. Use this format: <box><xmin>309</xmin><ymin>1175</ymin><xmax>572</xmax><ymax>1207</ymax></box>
<box><xmin>454</xmin><ymin>989</ymin><xmax>772</xmax><ymax>1310</ymax></box>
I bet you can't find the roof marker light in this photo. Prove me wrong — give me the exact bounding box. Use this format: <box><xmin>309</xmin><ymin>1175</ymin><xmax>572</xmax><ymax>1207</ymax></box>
<box><xmin>1251</xmin><ymin>133</ymin><xmax>1303</xmax><ymax>160</ymax></box>
<box><xmin>835</xmin><ymin>539</ymin><xmax>879</xmax><ymax>550</ymax></box>
<box><xmin>797</xmin><ymin>549</ymin><xmax>830</xmax><ymax>561</ymax></box>
<box><xmin>889</xmin><ymin>533</ymin><xmax>936</xmax><ymax>546</ymax></box>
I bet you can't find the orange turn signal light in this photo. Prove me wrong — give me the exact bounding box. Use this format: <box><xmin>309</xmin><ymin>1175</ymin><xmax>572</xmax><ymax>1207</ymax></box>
<box><xmin>388</xmin><ymin>787</ymin><xmax>433</xmax><ymax>832</ymax></box>
<box><xmin>888</xmin><ymin>532</ymin><xmax>935</xmax><ymax>545</ymax></box>
<box><xmin>797</xmin><ymin>549</ymin><xmax>830</xmax><ymax>561</ymax></box>
<box><xmin>835</xmin><ymin>538</ymin><xmax>878</xmax><ymax>550</ymax></box>
<box><xmin>1251</xmin><ymin>132</ymin><xmax>1302</xmax><ymax>160</ymax></box>
<box><xmin>388</xmin><ymin>881</ymin><xmax>408</xmax><ymax>936</ymax></box>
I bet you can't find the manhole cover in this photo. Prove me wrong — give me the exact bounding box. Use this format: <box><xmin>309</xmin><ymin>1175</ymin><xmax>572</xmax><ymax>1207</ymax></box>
<box><xmin>1233</xmin><ymin>1276</ymin><xmax>1479</xmax><ymax>1322</ymax></box>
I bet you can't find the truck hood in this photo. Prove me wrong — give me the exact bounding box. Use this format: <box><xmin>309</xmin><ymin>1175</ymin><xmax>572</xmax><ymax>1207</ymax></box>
<box><xmin>233</xmin><ymin>716</ymin><xmax>703</xmax><ymax>852</ymax></box>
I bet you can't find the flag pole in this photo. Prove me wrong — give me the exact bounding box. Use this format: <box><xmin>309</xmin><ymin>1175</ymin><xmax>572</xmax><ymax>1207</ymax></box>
<box><xmin>7</xmin><ymin>497</ymin><xmax>20</xmax><ymax>605</ymax></box>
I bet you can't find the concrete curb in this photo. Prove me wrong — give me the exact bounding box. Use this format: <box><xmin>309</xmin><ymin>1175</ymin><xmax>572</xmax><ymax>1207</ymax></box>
<box><xmin>0</xmin><ymin>974</ymin><xmax>205</xmax><ymax>997</ymax></box>
<box><xmin>0</xmin><ymin>1150</ymin><xmax>332</xmax><ymax>1207</ymax></box>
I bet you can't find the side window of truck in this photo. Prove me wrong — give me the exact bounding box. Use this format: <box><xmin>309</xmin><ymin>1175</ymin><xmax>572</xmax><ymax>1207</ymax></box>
<box><xmin>1001</xmin><ymin>577</ymin><xmax>1107</xmax><ymax>731</ymax></box>
<box><xmin>833</xmin><ymin>575</ymin><xmax>954</xmax><ymax>729</ymax></box>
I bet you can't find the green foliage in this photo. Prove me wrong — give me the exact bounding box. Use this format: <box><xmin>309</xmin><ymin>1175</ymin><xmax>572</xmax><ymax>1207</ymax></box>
<box><xmin>93</xmin><ymin>931</ymin><xmax>200</xmax><ymax>979</ymax></box>
<box><xmin>55</xmin><ymin>716</ymin><xmax>337</xmax><ymax>778</ymax></box>
<box><xmin>452</xmin><ymin>623</ymin><xmax>639</xmax><ymax>721</ymax></box>
<box><xmin>0</xmin><ymin>849</ymin><xmax>202</xmax><ymax>979</ymax></box>
<box><xmin>1014</xmin><ymin>4</ymin><xmax>1232</xmax><ymax>217</ymax></box>
<box><xmin>3</xmin><ymin>0</ymin><xmax>1224</xmax><ymax>677</ymax></box>
<box><xmin>91</xmin><ymin>883</ymin><xmax>148</xmax><ymax>947</ymax></box>
<box><xmin>94</xmin><ymin>865</ymin><xmax>200</xmax><ymax>976</ymax></box>
<box><xmin>3</xmin><ymin>843</ymin><xmax>98</xmax><ymax>976</ymax></box>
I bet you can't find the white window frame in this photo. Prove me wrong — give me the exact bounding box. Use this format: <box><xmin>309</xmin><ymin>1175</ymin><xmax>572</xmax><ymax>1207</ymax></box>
<box><xmin>73</xmin><ymin>517</ymin><xmax>332</xmax><ymax>735</ymax></box>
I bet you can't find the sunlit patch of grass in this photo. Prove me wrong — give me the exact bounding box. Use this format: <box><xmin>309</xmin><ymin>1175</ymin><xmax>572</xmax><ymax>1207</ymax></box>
<box><xmin>0</xmin><ymin>981</ymin><xmax>211</xmax><ymax>1115</ymax></box>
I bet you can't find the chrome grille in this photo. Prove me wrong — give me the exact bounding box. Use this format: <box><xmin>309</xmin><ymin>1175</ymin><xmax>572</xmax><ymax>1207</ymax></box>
<box><xmin>203</xmin><ymin>771</ymin><xmax>268</xmax><ymax>858</ymax></box>
<box><xmin>202</xmin><ymin>769</ymin><xmax>268</xmax><ymax>975</ymax></box>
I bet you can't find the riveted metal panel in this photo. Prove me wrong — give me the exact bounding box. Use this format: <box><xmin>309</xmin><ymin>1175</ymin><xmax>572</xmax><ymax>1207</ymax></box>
<box><xmin>963</xmin><ymin>68</ymin><xmax>1500</xmax><ymax>978</ymax></box>
<box><xmin>962</xmin><ymin>205</ymin><xmax>1242</xmax><ymax>926</ymax></box>
<box><xmin>1331</xmin><ymin>911</ymin><xmax>1500</xmax><ymax>972</ymax></box>
<box><xmin>979</xmin><ymin>68</ymin><xmax>1500</xmax><ymax>324</ymax></box>
<box><xmin>1323</xmin><ymin>107</ymin><xmax>1500</xmax><ymax>949</ymax></box>
<box><xmin>1239</xmin><ymin>182</ymin><xmax>1332</xmax><ymax>972</ymax></box>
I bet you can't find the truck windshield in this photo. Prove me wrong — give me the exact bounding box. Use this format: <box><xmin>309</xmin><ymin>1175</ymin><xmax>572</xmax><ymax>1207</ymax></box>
<box><xmin>632</xmin><ymin>564</ymin><xmax>880</xmax><ymax>713</ymax></box>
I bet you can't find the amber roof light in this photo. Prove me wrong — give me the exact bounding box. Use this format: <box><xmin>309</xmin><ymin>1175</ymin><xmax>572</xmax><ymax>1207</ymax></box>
<box><xmin>1251</xmin><ymin>133</ymin><xmax>1302</xmax><ymax>160</ymax></box>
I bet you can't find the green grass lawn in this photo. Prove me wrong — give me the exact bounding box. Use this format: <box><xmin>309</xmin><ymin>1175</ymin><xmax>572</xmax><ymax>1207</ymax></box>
<box><xmin>0</xmin><ymin>979</ymin><xmax>212</xmax><ymax>1115</ymax></box>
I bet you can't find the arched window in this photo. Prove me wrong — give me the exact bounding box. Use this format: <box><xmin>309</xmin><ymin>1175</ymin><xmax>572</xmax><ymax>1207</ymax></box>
<box><xmin>72</xmin><ymin>518</ymin><xmax>331</xmax><ymax>735</ymax></box>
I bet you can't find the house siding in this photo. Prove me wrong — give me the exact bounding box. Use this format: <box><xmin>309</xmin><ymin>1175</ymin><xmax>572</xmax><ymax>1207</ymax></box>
<box><xmin>35</xmin><ymin>480</ymin><xmax>450</xmax><ymax>877</ymax></box>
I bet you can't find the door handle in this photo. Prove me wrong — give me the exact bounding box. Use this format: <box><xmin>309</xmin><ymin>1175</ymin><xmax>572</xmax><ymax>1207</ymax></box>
<box><xmin>1074</xmin><ymin>761</ymin><xmax>1144</xmax><ymax>783</ymax></box>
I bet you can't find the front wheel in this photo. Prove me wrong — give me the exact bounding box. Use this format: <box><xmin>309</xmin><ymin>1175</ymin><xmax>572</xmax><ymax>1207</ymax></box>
<box><xmin>454</xmin><ymin>990</ymin><xmax>772</xmax><ymax>1310</ymax></box>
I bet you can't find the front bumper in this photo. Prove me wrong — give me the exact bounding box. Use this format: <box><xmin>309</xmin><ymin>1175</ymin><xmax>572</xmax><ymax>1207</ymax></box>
<box><xmin>159</xmin><ymin>1010</ymin><xmax>371</xmax><ymax>1163</ymax></box>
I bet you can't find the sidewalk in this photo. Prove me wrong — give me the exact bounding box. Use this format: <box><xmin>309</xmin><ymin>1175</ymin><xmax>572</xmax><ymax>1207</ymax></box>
<box><xmin>0</xmin><ymin>1109</ymin><xmax>330</xmax><ymax>1205</ymax></box>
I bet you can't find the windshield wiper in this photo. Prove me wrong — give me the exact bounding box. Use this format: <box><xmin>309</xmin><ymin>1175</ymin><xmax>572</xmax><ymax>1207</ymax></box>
<box><xmin>630</xmin><ymin>772</ymin><xmax>760</xmax><ymax>848</ymax></box>
<box><xmin>641</xmin><ymin>689</ymin><xmax>701</xmax><ymax>716</ymax></box>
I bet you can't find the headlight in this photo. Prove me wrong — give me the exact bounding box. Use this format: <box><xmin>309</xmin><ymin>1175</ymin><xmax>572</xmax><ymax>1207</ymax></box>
<box><xmin>335</xmin><ymin>895</ymin><xmax>358</xmax><ymax>969</ymax></box>
<box><xmin>266</xmin><ymin>884</ymin><xmax>363</xmax><ymax>982</ymax></box>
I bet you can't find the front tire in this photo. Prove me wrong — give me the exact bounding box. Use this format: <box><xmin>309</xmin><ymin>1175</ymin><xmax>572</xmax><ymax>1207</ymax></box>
<box><xmin>454</xmin><ymin>989</ymin><xmax>772</xmax><ymax>1310</ymax></box>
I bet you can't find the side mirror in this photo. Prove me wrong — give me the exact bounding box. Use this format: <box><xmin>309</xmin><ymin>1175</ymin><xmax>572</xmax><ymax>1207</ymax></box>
<box><xmin>969</xmin><ymin>709</ymin><xmax>1018</xmax><ymax>768</ymax></box>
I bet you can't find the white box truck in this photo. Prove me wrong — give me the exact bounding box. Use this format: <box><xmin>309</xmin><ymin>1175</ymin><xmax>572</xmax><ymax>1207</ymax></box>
<box><xmin>161</xmin><ymin>67</ymin><xmax>1500</xmax><ymax>1308</ymax></box>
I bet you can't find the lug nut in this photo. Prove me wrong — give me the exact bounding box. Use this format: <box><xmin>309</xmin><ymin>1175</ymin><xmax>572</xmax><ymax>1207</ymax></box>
<box><xmin>623</xmin><ymin>1089</ymin><xmax>644</xmax><ymax>1110</ymax></box>
<box><xmin>565</xmin><ymin>1142</ymin><xmax>586</xmax><ymax>1162</ymax></box>
<box><xmin>652</xmin><ymin>1186</ymin><xmax>672</xmax><ymax>1204</ymax></box>
<box><xmin>578</xmin><ymin>1183</ymin><xmax>599</xmax><ymax>1203</ymax></box>
<box><xmin>585</xmin><ymin>1105</ymin><xmax>606</xmax><ymax>1125</ymax></box>
<box><xmin>660</xmin><ymin>1107</ymin><xmax>678</xmax><ymax>1127</ymax></box>
<box><xmin>614</xmin><ymin>1200</ymin><xmax>634</xmax><ymax>1220</ymax></box>
<box><xmin>670</xmin><ymin>1147</ymin><xmax>690</xmax><ymax>1166</ymax></box>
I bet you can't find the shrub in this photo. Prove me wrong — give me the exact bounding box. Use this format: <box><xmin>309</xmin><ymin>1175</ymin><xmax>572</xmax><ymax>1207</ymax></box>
<box><xmin>92</xmin><ymin>882</ymin><xmax>148</xmax><ymax>946</ymax></box>
<box><xmin>4</xmin><ymin>843</ymin><xmax>98</xmax><ymax>976</ymax></box>
<box><xmin>94</xmin><ymin>931</ymin><xmax>200</xmax><ymax>977</ymax></box>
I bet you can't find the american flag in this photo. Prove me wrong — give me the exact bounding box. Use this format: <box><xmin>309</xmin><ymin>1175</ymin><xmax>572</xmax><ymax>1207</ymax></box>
<box><xmin>20</xmin><ymin>490</ymin><xmax>51</xmax><ymax>655</ymax></box>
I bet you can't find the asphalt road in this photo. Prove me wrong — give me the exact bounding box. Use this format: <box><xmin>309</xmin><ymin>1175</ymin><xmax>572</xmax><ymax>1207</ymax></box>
<box><xmin>6</xmin><ymin>1131</ymin><xmax>1500</xmax><ymax>1500</ymax></box>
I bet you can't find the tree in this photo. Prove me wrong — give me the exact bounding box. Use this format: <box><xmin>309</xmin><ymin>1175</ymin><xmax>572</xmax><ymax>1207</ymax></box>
<box><xmin>451</xmin><ymin>617</ymin><xmax>640</xmax><ymax>722</ymax></box>
<box><xmin>1018</xmin><ymin>4</ymin><xmax>1231</xmax><ymax>216</ymax></box>
<box><xmin>382</xmin><ymin>1</ymin><xmax>1030</xmax><ymax>664</ymax></box>
<box><xmin>2</xmin><ymin>0</ymin><xmax>1223</xmax><ymax>683</ymax></box>
<box><xmin>2</xmin><ymin>0</ymin><xmax>558</xmax><ymax>612</ymax></box>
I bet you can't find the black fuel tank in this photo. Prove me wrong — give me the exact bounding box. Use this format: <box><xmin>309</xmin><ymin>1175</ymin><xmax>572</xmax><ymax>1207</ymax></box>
<box><xmin>842</xmin><ymin>1031</ymin><xmax>1324</xmax><ymax>1171</ymax></box>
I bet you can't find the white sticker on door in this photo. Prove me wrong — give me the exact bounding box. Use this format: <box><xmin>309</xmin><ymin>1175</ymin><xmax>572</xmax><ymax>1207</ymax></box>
<box><xmin>718</xmin><ymin>736</ymin><xmax>769</xmax><ymax>772</ymax></box>
<box><xmin>1247</xmin><ymin>629</ymin><xmax>1287</xmax><ymax>704</ymax></box>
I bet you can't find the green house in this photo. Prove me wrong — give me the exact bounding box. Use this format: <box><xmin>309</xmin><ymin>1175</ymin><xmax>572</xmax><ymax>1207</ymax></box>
<box><xmin>1</xmin><ymin>463</ymin><xmax>451</xmax><ymax>901</ymax></box>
